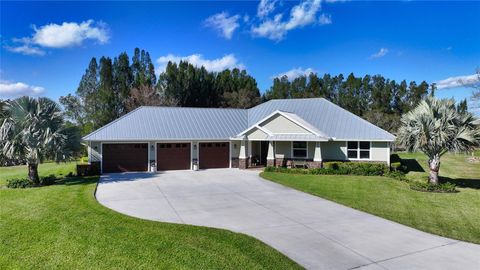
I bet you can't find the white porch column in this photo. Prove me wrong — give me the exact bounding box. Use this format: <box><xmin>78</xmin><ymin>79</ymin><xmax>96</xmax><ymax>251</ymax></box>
<box><xmin>267</xmin><ymin>141</ymin><xmax>275</xmax><ymax>160</ymax></box>
<box><xmin>267</xmin><ymin>141</ymin><xmax>275</xmax><ymax>167</ymax></box>
<box><xmin>239</xmin><ymin>140</ymin><xmax>247</xmax><ymax>159</ymax></box>
<box><xmin>313</xmin><ymin>142</ymin><xmax>322</xmax><ymax>162</ymax></box>
<box><xmin>247</xmin><ymin>140</ymin><xmax>252</xmax><ymax>159</ymax></box>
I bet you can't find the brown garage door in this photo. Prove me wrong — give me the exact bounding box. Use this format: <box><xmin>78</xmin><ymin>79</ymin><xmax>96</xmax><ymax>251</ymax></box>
<box><xmin>157</xmin><ymin>143</ymin><xmax>191</xmax><ymax>170</ymax></box>
<box><xmin>199</xmin><ymin>142</ymin><xmax>229</xmax><ymax>169</ymax></box>
<box><xmin>102</xmin><ymin>143</ymin><xmax>148</xmax><ymax>173</ymax></box>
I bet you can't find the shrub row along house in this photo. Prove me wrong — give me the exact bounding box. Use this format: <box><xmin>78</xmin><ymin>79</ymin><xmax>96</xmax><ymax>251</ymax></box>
<box><xmin>83</xmin><ymin>98</ymin><xmax>395</xmax><ymax>173</ymax></box>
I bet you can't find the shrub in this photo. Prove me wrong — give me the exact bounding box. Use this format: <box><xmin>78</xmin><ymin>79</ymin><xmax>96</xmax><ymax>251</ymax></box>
<box><xmin>6</xmin><ymin>178</ymin><xmax>33</xmax><ymax>189</ymax></box>
<box><xmin>323</xmin><ymin>162</ymin><xmax>340</xmax><ymax>170</ymax></box>
<box><xmin>409</xmin><ymin>181</ymin><xmax>457</xmax><ymax>193</ymax></box>
<box><xmin>385</xmin><ymin>170</ymin><xmax>407</xmax><ymax>181</ymax></box>
<box><xmin>264</xmin><ymin>162</ymin><xmax>389</xmax><ymax>177</ymax></box>
<box><xmin>40</xmin><ymin>174</ymin><xmax>57</xmax><ymax>186</ymax></box>
<box><xmin>390</xmin><ymin>162</ymin><xmax>402</xmax><ymax>171</ymax></box>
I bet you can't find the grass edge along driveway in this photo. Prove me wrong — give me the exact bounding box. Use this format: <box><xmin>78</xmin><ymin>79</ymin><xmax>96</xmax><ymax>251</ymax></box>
<box><xmin>261</xmin><ymin>171</ymin><xmax>480</xmax><ymax>245</ymax></box>
<box><xmin>0</xmin><ymin>173</ymin><xmax>301</xmax><ymax>269</ymax></box>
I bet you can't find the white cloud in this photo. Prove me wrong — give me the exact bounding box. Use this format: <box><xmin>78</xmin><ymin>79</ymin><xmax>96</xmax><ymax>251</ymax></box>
<box><xmin>273</xmin><ymin>67</ymin><xmax>316</xmax><ymax>80</ymax></box>
<box><xmin>156</xmin><ymin>54</ymin><xmax>244</xmax><ymax>73</ymax></box>
<box><xmin>204</xmin><ymin>12</ymin><xmax>240</xmax><ymax>40</ymax></box>
<box><xmin>257</xmin><ymin>0</ymin><xmax>279</xmax><ymax>18</ymax></box>
<box><xmin>435</xmin><ymin>73</ymin><xmax>480</xmax><ymax>90</ymax></box>
<box><xmin>31</xmin><ymin>20</ymin><xmax>109</xmax><ymax>48</ymax></box>
<box><xmin>0</xmin><ymin>80</ymin><xmax>45</xmax><ymax>98</ymax></box>
<box><xmin>6</xmin><ymin>20</ymin><xmax>109</xmax><ymax>56</ymax></box>
<box><xmin>318</xmin><ymin>13</ymin><xmax>332</xmax><ymax>25</ymax></box>
<box><xmin>4</xmin><ymin>44</ymin><xmax>45</xmax><ymax>56</ymax></box>
<box><xmin>252</xmin><ymin>0</ymin><xmax>322</xmax><ymax>41</ymax></box>
<box><xmin>370</xmin><ymin>48</ymin><xmax>389</xmax><ymax>59</ymax></box>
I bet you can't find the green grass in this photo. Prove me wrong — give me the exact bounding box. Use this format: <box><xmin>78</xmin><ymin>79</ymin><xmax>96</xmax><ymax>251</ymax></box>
<box><xmin>0</xmin><ymin>166</ymin><xmax>300</xmax><ymax>269</ymax></box>
<box><xmin>261</xmin><ymin>152</ymin><xmax>480</xmax><ymax>244</ymax></box>
<box><xmin>0</xmin><ymin>161</ymin><xmax>78</xmax><ymax>186</ymax></box>
<box><xmin>397</xmin><ymin>152</ymin><xmax>480</xmax><ymax>188</ymax></box>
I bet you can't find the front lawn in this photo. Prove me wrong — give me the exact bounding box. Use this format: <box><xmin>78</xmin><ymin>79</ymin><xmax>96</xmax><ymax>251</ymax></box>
<box><xmin>0</xmin><ymin>161</ymin><xmax>78</xmax><ymax>186</ymax></box>
<box><xmin>261</xmin><ymin>153</ymin><xmax>480</xmax><ymax>244</ymax></box>
<box><xmin>0</xmin><ymin>167</ymin><xmax>300</xmax><ymax>269</ymax></box>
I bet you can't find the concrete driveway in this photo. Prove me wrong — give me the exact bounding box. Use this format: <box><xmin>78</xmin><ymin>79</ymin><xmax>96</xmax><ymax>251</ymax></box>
<box><xmin>96</xmin><ymin>169</ymin><xmax>480</xmax><ymax>270</ymax></box>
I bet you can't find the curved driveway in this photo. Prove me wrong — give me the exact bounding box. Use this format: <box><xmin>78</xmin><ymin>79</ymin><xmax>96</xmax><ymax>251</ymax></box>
<box><xmin>96</xmin><ymin>169</ymin><xmax>480</xmax><ymax>270</ymax></box>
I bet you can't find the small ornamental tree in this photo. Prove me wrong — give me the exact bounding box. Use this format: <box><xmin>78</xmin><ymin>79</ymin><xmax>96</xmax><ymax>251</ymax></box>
<box><xmin>0</xmin><ymin>97</ymin><xmax>80</xmax><ymax>185</ymax></box>
<box><xmin>397</xmin><ymin>97</ymin><xmax>480</xmax><ymax>185</ymax></box>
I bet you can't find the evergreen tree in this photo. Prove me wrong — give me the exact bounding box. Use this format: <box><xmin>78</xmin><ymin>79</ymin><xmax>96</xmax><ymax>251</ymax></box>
<box><xmin>113</xmin><ymin>52</ymin><xmax>133</xmax><ymax>116</ymax></box>
<box><xmin>96</xmin><ymin>56</ymin><xmax>116</xmax><ymax>127</ymax></box>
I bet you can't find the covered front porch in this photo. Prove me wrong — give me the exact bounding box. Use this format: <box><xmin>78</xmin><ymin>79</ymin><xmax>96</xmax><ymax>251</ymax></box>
<box><xmin>236</xmin><ymin>140</ymin><xmax>323</xmax><ymax>169</ymax></box>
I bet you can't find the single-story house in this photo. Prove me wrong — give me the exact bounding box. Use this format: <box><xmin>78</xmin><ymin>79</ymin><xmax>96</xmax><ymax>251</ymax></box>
<box><xmin>83</xmin><ymin>98</ymin><xmax>395</xmax><ymax>173</ymax></box>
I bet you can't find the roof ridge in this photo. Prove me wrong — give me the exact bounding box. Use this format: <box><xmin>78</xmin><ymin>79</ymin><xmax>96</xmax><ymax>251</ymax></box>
<box><xmin>140</xmin><ymin>105</ymin><xmax>248</xmax><ymax>111</ymax></box>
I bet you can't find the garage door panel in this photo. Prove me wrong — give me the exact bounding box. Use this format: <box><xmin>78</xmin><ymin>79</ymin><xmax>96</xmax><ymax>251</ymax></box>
<box><xmin>102</xmin><ymin>143</ymin><xmax>148</xmax><ymax>173</ymax></box>
<box><xmin>157</xmin><ymin>143</ymin><xmax>191</xmax><ymax>170</ymax></box>
<box><xmin>199</xmin><ymin>142</ymin><xmax>229</xmax><ymax>169</ymax></box>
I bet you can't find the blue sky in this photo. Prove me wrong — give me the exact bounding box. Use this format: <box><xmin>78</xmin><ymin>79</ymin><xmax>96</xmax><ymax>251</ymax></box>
<box><xmin>1</xmin><ymin>1</ymin><xmax>479</xmax><ymax>110</ymax></box>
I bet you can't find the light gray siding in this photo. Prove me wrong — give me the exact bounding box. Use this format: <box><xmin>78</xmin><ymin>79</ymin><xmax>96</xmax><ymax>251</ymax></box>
<box><xmin>246</xmin><ymin>128</ymin><xmax>269</xmax><ymax>140</ymax></box>
<box><xmin>231</xmin><ymin>141</ymin><xmax>240</xmax><ymax>159</ymax></box>
<box><xmin>275</xmin><ymin>141</ymin><xmax>291</xmax><ymax>159</ymax></box>
<box><xmin>307</xmin><ymin>142</ymin><xmax>315</xmax><ymax>159</ymax></box>
<box><xmin>261</xmin><ymin>114</ymin><xmax>310</xmax><ymax>134</ymax></box>
<box><xmin>320</xmin><ymin>141</ymin><xmax>347</xmax><ymax>161</ymax></box>
<box><xmin>88</xmin><ymin>141</ymin><xmax>102</xmax><ymax>162</ymax></box>
<box><xmin>371</xmin><ymin>142</ymin><xmax>389</xmax><ymax>162</ymax></box>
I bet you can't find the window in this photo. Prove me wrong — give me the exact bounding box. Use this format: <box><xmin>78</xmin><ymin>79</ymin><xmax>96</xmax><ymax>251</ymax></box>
<box><xmin>347</xmin><ymin>141</ymin><xmax>370</xmax><ymax>159</ymax></box>
<box><xmin>292</xmin><ymin>141</ymin><xmax>307</xmax><ymax>158</ymax></box>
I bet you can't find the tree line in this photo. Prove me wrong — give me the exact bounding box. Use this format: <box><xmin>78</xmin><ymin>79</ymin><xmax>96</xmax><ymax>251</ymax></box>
<box><xmin>61</xmin><ymin>48</ymin><xmax>471</xmax><ymax>136</ymax></box>
<box><xmin>61</xmin><ymin>48</ymin><xmax>260</xmax><ymax>134</ymax></box>
<box><xmin>264</xmin><ymin>73</ymin><xmax>435</xmax><ymax>133</ymax></box>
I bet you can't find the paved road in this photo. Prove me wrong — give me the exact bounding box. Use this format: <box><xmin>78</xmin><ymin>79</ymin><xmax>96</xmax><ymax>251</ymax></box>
<box><xmin>96</xmin><ymin>169</ymin><xmax>480</xmax><ymax>270</ymax></box>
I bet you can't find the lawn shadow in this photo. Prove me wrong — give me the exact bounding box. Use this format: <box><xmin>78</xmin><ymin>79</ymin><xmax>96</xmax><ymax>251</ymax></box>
<box><xmin>56</xmin><ymin>176</ymin><xmax>99</xmax><ymax>186</ymax></box>
<box><xmin>440</xmin><ymin>177</ymin><xmax>480</xmax><ymax>190</ymax></box>
<box><xmin>402</xmin><ymin>159</ymin><xmax>425</xmax><ymax>173</ymax></box>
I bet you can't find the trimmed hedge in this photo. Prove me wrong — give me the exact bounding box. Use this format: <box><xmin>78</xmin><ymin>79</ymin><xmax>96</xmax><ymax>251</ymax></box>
<box><xmin>264</xmin><ymin>161</ymin><xmax>389</xmax><ymax>176</ymax></box>
<box><xmin>409</xmin><ymin>181</ymin><xmax>457</xmax><ymax>193</ymax></box>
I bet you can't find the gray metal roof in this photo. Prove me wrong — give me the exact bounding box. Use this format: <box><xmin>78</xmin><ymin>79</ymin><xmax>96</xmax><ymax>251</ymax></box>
<box><xmin>83</xmin><ymin>106</ymin><xmax>247</xmax><ymax>141</ymax></box>
<box><xmin>83</xmin><ymin>98</ymin><xmax>395</xmax><ymax>141</ymax></box>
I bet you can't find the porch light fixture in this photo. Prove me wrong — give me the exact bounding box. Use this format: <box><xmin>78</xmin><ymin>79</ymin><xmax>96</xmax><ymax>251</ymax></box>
<box><xmin>194</xmin><ymin>144</ymin><xmax>197</xmax><ymax>150</ymax></box>
<box><xmin>151</xmin><ymin>144</ymin><xmax>154</xmax><ymax>151</ymax></box>
<box><xmin>234</xmin><ymin>143</ymin><xmax>237</xmax><ymax>149</ymax></box>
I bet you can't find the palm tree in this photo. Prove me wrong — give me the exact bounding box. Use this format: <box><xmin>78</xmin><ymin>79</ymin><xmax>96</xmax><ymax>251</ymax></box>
<box><xmin>397</xmin><ymin>97</ymin><xmax>480</xmax><ymax>185</ymax></box>
<box><xmin>0</xmin><ymin>97</ymin><xmax>79</xmax><ymax>185</ymax></box>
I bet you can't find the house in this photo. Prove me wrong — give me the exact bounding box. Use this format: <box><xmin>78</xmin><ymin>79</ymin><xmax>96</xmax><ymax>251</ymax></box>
<box><xmin>83</xmin><ymin>98</ymin><xmax>395</xmax><ymax>173</ymax></box>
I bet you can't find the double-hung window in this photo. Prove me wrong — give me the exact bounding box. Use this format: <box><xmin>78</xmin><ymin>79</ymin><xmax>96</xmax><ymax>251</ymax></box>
<box><xmin>347</xmin><ymin>141</ymin><xmax>370</xmax><ymax>160</ymax></box>
<box><xmin>292</xmin><ymin>141</ymin><xmax>307</xmax><ymax>158</ymax></box>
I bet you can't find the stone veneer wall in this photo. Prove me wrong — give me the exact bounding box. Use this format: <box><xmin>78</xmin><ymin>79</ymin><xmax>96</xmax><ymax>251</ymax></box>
<box><xmin>231</xmin><ymin>157</ymin><xmax>239</xmax><ymax>168</ymax></box>
<box><xmin>239</xmin><ymin>158</ymin><xmax>249</xmax><ymax>169</ymax></box>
